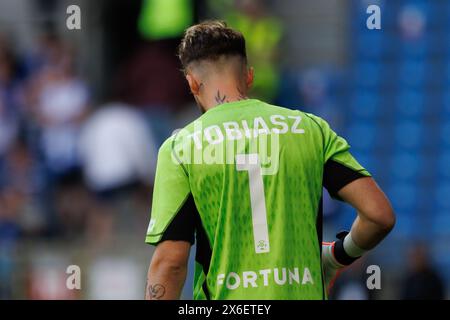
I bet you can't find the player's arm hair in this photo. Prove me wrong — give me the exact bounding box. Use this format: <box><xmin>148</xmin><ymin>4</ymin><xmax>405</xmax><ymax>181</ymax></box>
<box><xmin>146</xmin><ymin>240</ymin><xmax>191</xmax><ymax>300</ymax></box>
<box><xmin>337</xmin><ymin>177</ymin><xmax>396</xmax><ymax>250</ymax></box>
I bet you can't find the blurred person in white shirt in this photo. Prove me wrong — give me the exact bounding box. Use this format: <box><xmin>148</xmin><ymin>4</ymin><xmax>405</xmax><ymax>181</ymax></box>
<box><xmin>27</xmin><ymin>42</ymin><xmax>89</xmax><ymax>178</ymax></box>
<box><xmin>78</xmin><ymin>102</ymin><xmax>158</xmax><ymax>244</ymax></box>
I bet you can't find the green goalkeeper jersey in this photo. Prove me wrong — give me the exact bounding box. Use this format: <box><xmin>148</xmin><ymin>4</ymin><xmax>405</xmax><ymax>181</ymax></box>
<box><xmin>145</xmin><ymin>99</ymin><xmax>370</xmax><ymax>300</ymax></box>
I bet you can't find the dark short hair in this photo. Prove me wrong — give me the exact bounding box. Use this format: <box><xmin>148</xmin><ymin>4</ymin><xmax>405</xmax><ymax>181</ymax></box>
<box><xmin>178</xmin><ymin>20</ymin><xmax>247</xmax><ymax>70</ymax></box>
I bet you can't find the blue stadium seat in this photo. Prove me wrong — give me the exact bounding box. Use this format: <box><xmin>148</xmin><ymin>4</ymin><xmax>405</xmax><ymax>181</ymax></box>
<box><xmin>394</xmin><ymin>121</ymin><xmax>424</xmax><ymax>149</ymax></box>
<box><xmin>387</xmin><ymin>182</ymin><xmax>419</xmax><ymax>211</ymax></box>
<box><xmin>398</xmin><ymin>37</ymin><xmax>429</xmax><ymax>59</ymax></box>
<box><xmin>428</xmin><ymin>31</ymin><xmax>447</xmax><ymax>57</ymax></box>
<box><xmin>350</xmin><ymin>90</ymin><xmax>381</xmax><ymax>119</ymax></box>
<box><xmin>355</xmin><ymin>32</ymin><xmax>386</xmax><ymax>59</ymax></box>
<box><xmin>443</xmin><ymin>60</ymin><xmax>450</xmax><ymax>86</ymax></box>
<box><xmin>346</xmin><ymin>122</ymin><xmax>377</xmax><ymax>151</ymax></box>
<box><xmin>437</xmin><ymin>151</ymin><xmax>450</xmax><ymax>180</ymax></box>
<box><xmin>420</xmin><ymin>92</ymin><xmax>443</xmax><ymax>120</ymax></box>
<box><xmin>423</xmin><ymin>61</ymin><xmax>444</xmax><ymax>89</ymax></box>
<box><xmin>434</xmin><ymin>182</ymin><xmax>450</xmax><ymax>210</ymax></box>
<box><xmin>440</xmin><ymin>121</ymin><xmax>450</xmax><ymax>147</ymax></box>
<box><xmin>391</xmin><ymin>214</ymin><xmax>415</xmax><ymax>237</ymax></box>
<box><xmin>389</xmin><ymin>151</ymin><xmax>422</xmax><ymax>181</ymax></box>
<box><xmin>398</xmin><ymin>59</ymin><xmax>426</xmax><ymax>88</ymax></box>
<box><xmin>395</xmin><ymin>89</ymin><xmax>426</xmax><ymax>119</ymax></box>
<box><xmin>444</xmin><ymin>33</ymin><xmax>450</xmax><ymax>57</ymax></box>
<box><xmin>432</xmin><ymin>212</ymin><xmax>450</xmax><ymax>237</ymax></box>
<box><xmin>443</xmin><ymin>92</ymin><xmax>450</xmax><ymax>115</ymax></box>
<box><xmin>353</xmin><ymin>61</ymin><xmax>382</xmax><ymax>88</ymax></box>
<box><xmin>382</xmin><ymin>33</ymin><xmax>401</xmax><ymax>58</ymax></box>
<box><xmin>347</xmin><ymin>0</ymin><xmax>450</xmax><ymax>284</ymax></box>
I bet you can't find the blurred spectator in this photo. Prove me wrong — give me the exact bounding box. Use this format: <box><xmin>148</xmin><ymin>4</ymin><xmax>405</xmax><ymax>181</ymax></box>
<box><xmin>0</xmin><ymin>139</ymin><xmax>30</xmax><ymax>299</ymax></box>
<box><xmin>113</xmin><ymin>0</ymin><xmax>197</xmax><ymax>111</ymax></box>
<box><xmin>0</xmin><ymin>138</ymin><xmax>45</xmax><ymax>301</ymax></box>
<box><xmin>400</xmin><ymin>244</ymin><xmax>445</xmax><ymax>300</ymax></box>
<box><xmin>78</xmin><ymin>102</ymin><xmax>157</xmax><ymax>193</ymax></box>
<box><xmin>78</xmin><ymin>102</ymin><xmax>158</xmax><ymax>244</ymax></box>
<box><xmin>0</xmin><ymin>38</ymin><xmax>22</xmax><ymax>158</ymax></box>
<box><xmin>26</xmin><ymin>39</ymin><xmax>89</xmax><ymax>179</ymax></box>
<box><xmin>223</xmin><ymin>0</ymin><xmax>284</xmax><ymax>102</ymax></box>
<box><xmin>22</xmin><ymin>32</ymin><xmax>65</xmax><ymax>78</ymax></box>
<box><xmin>138</xmin><ymin>0</ymin><xmax>194</xmax><ymax>41</ymax></box>
<box><xmin>53</xmin><ymin>170</ymin><xmax>92</xmax><ymax>240</ymax></box>
<box><xmin>398</xmin><ymin>5</ymin><xmax>426</xmax><ymax>41</ymax></box>
<box><xmin>0</xmin><ymin>183</ymin><xmax>20</xmax><ymax>299</ymax></box>
<box><xmin>0</xmin><ymin>138</ymin><xmax>45</xmax><ymax>234</ymax></box>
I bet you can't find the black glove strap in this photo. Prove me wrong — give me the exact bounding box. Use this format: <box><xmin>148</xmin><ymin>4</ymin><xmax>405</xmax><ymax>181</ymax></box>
<box><xmin>333</xmin><ymin>230</ymin><xmax>361</xmax><ymax>266</ymax></box>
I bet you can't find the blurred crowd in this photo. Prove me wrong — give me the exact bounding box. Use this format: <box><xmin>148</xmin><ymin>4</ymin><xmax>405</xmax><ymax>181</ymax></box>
<box><xmin>0</xmin><ymin>30</ymin><xmax>163</xmax><ymax>296</ymax></box>
<box><xmin>0</xmin><ymin>0</ymin><xmax>294</xmax><ymax>299</ymax></box>
<box><xmin>0</xmin><ymin>0</ymin><xmax>292</xmax><ymax>248</ymax></box>
<box><xmin>0</xmin><ymin>32</ymin><xmax>156</xmax><ymax>237</ymax></box>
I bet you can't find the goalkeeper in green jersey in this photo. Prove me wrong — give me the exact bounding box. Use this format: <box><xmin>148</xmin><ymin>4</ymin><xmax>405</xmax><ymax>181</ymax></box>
<box><xmin>144</xmin><ymin>21</ymin><xmax>395</xmax><ymax>300</ymax></box>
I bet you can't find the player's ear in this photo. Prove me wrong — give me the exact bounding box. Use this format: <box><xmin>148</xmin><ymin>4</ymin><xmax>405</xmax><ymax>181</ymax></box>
<box><xmin>186</xmin><ymin>73</ymin><xmax>201</xmax><ymax>96</ymax></box>
<box><xmin>246</xmin><ymin>66</ymin><xmax>254</xmax><ymax>89</ymax></box>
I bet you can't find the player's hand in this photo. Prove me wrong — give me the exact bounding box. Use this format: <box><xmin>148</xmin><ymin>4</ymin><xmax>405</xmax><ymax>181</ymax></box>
<box><xmin>321</xmin><ymin>231</ymin><xmax>353</xmax><ymax>295</ymax></box>
<box><xmin>322</xmin><ymin>240</ymin><xmax>345</xmax><ymax>295</ymax></box>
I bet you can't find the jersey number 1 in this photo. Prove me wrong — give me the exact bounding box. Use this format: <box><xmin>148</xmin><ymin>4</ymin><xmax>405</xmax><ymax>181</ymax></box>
<box><xmin>236</xmin><ymin>154</ymin><xmax>270</xmax><ymax>254</ymax></box>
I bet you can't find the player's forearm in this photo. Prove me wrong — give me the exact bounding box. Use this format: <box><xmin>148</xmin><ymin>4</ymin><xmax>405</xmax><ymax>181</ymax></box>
<box><xmin>350</xmin><ymin>212</ymin><xmax>395</xmax><ymax>250</ymax></box>
<box><xmin>337</xmin><ymin>178</ymin><xmax>396</xmax><ymax>253</ymax></box>
<box><xmin>146</xmin><ymin>261</ymin><xmax>187</xmax><ymax>300</ymax></box>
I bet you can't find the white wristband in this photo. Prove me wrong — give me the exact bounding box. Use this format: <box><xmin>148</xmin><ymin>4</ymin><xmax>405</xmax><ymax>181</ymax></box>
<box><xmin>343</xmin><ymin>232</ymin><xmax>367</xmax><ymax>258</ymax></box>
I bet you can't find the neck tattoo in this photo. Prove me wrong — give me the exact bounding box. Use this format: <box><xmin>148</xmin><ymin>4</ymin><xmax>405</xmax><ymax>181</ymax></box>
<box><xmin>215</xmin><ymin>90</ymin><xmax>228</xmax><ymax>104</ymax></box>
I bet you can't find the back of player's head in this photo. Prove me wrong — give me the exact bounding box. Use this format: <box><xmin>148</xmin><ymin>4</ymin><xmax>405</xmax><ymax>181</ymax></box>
<box><xmin>178</xmin><ymin>20</ymin><xmax>247</xmax><ymax>72</ymax></box>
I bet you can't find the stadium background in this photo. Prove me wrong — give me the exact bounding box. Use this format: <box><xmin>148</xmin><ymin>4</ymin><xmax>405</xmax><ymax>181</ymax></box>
<box><xmin>0</xmin><ymin>0</ymin><xmax>448</xmax><ymax>299</ymax></box>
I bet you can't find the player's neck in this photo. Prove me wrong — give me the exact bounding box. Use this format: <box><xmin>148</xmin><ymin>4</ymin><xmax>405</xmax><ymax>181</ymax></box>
<box><xmin>201</xmin><ymin>83</ymin><xmax>249</xmax><ymax>111</ymax></box>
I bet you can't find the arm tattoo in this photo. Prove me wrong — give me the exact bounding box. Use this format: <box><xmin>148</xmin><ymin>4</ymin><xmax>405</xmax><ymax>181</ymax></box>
<box><xmin>215</xmin><ymin>90</ymin><xmax>227</xmax><ymax>104</ymax></box>
<box><xmin>147</xmin><ymin>283</ymin><xmax>166</xmax><ymax>300</ymax></box>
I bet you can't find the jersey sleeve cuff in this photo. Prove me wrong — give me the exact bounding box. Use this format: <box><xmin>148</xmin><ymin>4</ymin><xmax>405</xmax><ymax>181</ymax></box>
<box><xmin>145</xmin><ymin>234</ymin><xmax>163</xmax><ymax>245</ymax></box>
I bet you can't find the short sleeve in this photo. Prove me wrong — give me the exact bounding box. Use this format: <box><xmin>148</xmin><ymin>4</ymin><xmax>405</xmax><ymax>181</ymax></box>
<box><xmin>306</xmin><ymin>113</ymin><xmax>372</xmax><ymax>199</ymax></box>
<box><xmin>145</xmin><ymin>138</ymin><xmax>191</xmax><ymax>245</ymax></box>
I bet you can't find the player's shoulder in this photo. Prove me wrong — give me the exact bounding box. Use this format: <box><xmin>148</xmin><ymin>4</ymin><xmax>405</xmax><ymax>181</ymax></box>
<box><xmin>263</xmin><ymin>102</ymin><xmax>330</xmax><ymax>129</ymax></box>
<box><xmin>158</xmin><ymin>121</ymin><xmax>197</xmax><ymax>156</ymax></box>
<box><xmin>156</xmin><ymin>136</ymin><xmax>174</xmax><ymax>161</ymax></box>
